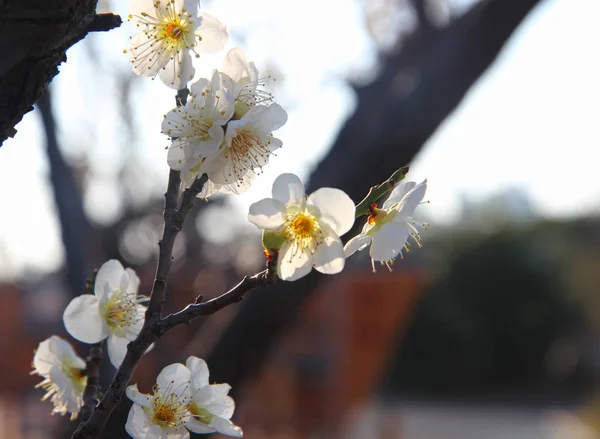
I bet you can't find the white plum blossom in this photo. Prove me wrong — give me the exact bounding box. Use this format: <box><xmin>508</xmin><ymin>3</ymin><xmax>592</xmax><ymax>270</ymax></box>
<box><xmin>185</xmin><ymin>356</ymin><xmax>242</xmax><ymax>437</ymax></box>
<box><xmin>31</xmin><ymin>336</ymin><xmax>87</xmax><ymax>420</ymax></box>
<box><xmin>162</xmin><ymin>73</ymin><xmax>234</xmax><ymax>177</ymax></box>
<box><xmin>128</xmin><ymin>0</ymin><xmax>228</xmax><ymax>89</ymax></box>
<box><xmin>248</xmin><ymin>173</ymin><xmax>355</xmax><ymax>281</ymax></box>
<box><xmin>344</xmin><ymin>179</ymin><xmax>429</xmax><ymax>271</ymax></box>
<box><xmin>63</xmin><ymin>260</ymin><xmax>147</xmax><ymax>368</ymax></box>
<box><xmin>126</xmin><ymin>363</ymin><xmax>192</xmax><ymax>439</ymax></box>
<box><xmin>204</xmin><ymin>103</ymin><xmax>287</xmax><ymax>195</ymax></box>
<box><xmin>220</xmin><ymin>47</ymin><xmax>272</xmax><ymax>108</ymax></box>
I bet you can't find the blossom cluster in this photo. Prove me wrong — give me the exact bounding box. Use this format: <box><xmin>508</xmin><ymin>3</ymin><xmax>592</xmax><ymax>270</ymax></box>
<box><xmin>126</xmin><ymin>357</ymin><xmax>241</xmax><ymax>439</ymax></box>
<box><xmin>248</xmin><ymin>174</ymin><xmax>429</xmax><ymax>280</ymax></box>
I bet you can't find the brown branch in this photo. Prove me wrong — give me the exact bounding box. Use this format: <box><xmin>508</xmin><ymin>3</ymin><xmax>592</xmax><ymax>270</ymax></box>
<box><xmin>147</xmin><ymin>169</ymin><xmax>182</xmax><ymax>316</ymax></box>
<box><xmin>78</xmin><ymin>343</ymin><xmax>103</xmax><ymax>423</ymax></box>
<box><xmin>160</xmin><ymin>270</ymin><xmax>276</xmax><ymax>333</ymax></box>
<box><xmin>72</xmin><ymin>163</ymin><xmax>214</xmax><ymax>438</ymax></box>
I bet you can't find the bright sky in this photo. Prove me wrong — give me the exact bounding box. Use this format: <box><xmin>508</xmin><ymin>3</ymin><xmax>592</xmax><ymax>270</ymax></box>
<box><xmin>0</xmin><ymin>0</ymin><xmax>598</xmax><ymax>278</ymax></box>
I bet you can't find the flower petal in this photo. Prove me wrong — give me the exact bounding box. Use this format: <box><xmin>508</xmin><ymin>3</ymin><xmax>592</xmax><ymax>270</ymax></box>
<box><xmin>107</xmin><ymin>335</ymin><xmax>130</xmax><ymax>368</ymax></box>
<box><xmin>313</xmin><ymin>234</ymin><xmax>345</xmax><ymax>275</ymax></box>
<box><xmin>186</xmin><ymin>356</ymin><xmax>210</xmax><ymax>391</ymax></box>
<box><xmin>396</xmin><ymin>179</ymin><xmax>427</xmax><ymax>219</ymax></box>
<box><xmin>210</xmin><ymin>417</ymin><xmax>243</xmax><ymax>437</ymax></box>
<box><xmin>248</xmin><ymin>198</ymin><xmax>285</xmax><ymax>230</ymax></box>
<box><xmin>186</xmin><ymin>418</ymin><xmax>217</xmax><ymax>434</ymax></box>
<box><xmin>343</xmin><ymin>234</ymin><xmax>372</xmax><ymax>258</ymax></box>
<box><xmin>196</xmin><ymin>11</ymin><xmax>228</xmax><ymax>54</ymax></box>
<box><xmin>272</xmin><ymin>173</ymin><xmax>305</xmax><ymax>206</ymax></box>
<box><xmin>222</xmin><ymin>47</ymin><xmax>256</xmax><ymax>83</ymax></box>
<box><xmin>95</xmin><ymin>260</ymin><xmax>125</xmax><ymax>301</ymax></box>
<box><xmin>125</xmin><ymin>402</ymin><xmax>165</xmax><ymax>439</ymax></box>
<box><xmin>205</xmin><ymin>393</ymin><xmax>235</xmax><ymax>419</ymax></box>
<box><xmin>255</xmin><ymin>103</ymin><xmax>287</xmax><ymax>132</ymax></box>
<box><xmin>126</xmin><ymin>384</ymin><xmax>151</xmax><ymax>407</ymax></box>
<box><xmin>308</xmin><ymin>188</ymin><xmax>355</xmax><ymax>236</ymax></box>
<box><xmin>63</xmin><ymin>295</ymin><xmax>109</xmax><ymax>343</ymax></box>
<box><xmin>369</xmin><ymin>222</ymin><xmax>410</xmax><ymax>262</ymax></box>
<box><xmin>277</xmin><ymin>242</ymin><xmax>312</xmax><ymax>281</ymax></box>
<box><xmin>382</xmin><ymin>181</ymin><xmax>416</xmax><ymax>210</ymax></box>
<box><xmin>33</xmin><ymin>336</ymin><xmax>85</xmax><ymax>376</ymax></box>
<box><xmin>157</xmin><ymin>363</ymin><xmax>192</xmax><ymax>397</ymax></box>
<box><xmin>159</xmin><ymin>51</ymin><xmax>195</xmax><ymax>90</ymax></box>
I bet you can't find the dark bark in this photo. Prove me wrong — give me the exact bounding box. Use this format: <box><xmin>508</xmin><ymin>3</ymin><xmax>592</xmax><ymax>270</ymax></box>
<box><xmin>206</xmin><ymin>0</ymin><xmax>544</xmax><ymax>392</ymax></box>
<box><xmin>0</xmin><ymin>0</ymin><xmax>120</xmax><ymax>145</ymax></box>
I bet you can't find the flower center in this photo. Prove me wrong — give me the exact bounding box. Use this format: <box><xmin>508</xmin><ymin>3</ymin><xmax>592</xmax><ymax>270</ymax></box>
<box><xmin>60</xmin><ymin>355</ymin><xmax>88</xmax><ymax>393</ymax></box>
<box><xmin>284</xmin><ymin>211</ymin><xmax>323</xmax><ymax>255</ymax></box>
<box><xmin>225</xmin><ymin>129</ymin><xmax>272</xmax><ymax>182</ymax></box>
<box><xmin>103</xmin><ymin>291</ymin><xmax>140</xmax><ymax>332</ymax></box>
<box><xmin>190</xmin><ymin>404</ymin><xmax>214</xmax><ymax>425</ymax></box>
<box><xmin>164</xmin><ymin>23</ymin><xmax>184</xmax><ymax>41</ymax></box>
<box><xmin>149</xmin><ymin>389</ymin><xmax>190</xmax><ymax>429</ymax></box>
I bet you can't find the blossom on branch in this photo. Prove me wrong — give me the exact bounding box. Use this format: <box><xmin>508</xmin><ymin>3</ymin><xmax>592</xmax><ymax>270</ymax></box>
<box><xmin>127</xmin><ymin>0</ymin><xmax>228</xmax><ymax>89</ymax></box>
<box><xmin>185</xmin><ymin>356</ymin><xmax>243</xmax><ymax>437</ymax></box>
<box><xmin>63</xmin><ymin>260</ymin><xmax>148</xmax><ymax>368</ymax></box>
<box><xmin>221</xmin><ymin>47</ymin><xmax>273</xmax><ymax>108</ymax></box>
<box><xmin>126</xmin><ymin>363</ymin><xmax>192</xmax><ymax>439</ymax></box>
<box><xmin>125</xmin><ymin>358</ymin><xmax>242</xmax><ymax>439</ymax></box>
<box><xmin>31</xmin><ymin>335</ymin><xmax>87</xmax><ymax>420</ymax></box>
<box><xmin>162</xmin><ymin>72</ymin><xmax>234</xmax><ymax>175</ymax></box>
<box><xmin>248</xmin><ymin>173</ymin><xmax>355</xmax><ymax>281</ymax></box>
<box><xmin>344</xmin><ymin>179</ymin><xmax>429</xmax><ymax>271</ymax></box>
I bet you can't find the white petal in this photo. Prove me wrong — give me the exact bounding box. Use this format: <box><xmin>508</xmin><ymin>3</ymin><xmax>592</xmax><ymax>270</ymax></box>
<box><xmin>63</xmin><ymin>295</ymin><xmax>109</xmax><ymax>343</ymax></box>
<box><xmin>124</xmin><ymin>268</ymin><xmax>141</xmax><ymax>297</ymax></box>
<box><xmin>307</xmin><ymin>188</ymin><xmax>355</xmax><ymax>236</ymax></box>
<box><xmin>222</xmin><ymin>47</ymin><xmax>251</xmax><ymax>82</ymax></box>
<box><xmin>272</xmin><ymin>173</ymin><xmax>305</xmax><ymax>206</ymax></box>
<box><xmin>186</xmin><ymin>418</ymin><xmax>217</xmax><ymax>434</ymax></box>
<box><xmin>205</xmin><ymin>394</ymin><xmax>235</xmax><ymax>419</ymax></box>
<box><xmin>343</xmin><ymin>234</ymin><xmax>372</xmax><ymax>258</ymax></box>
<box><xmin>129</xmin><ymin>32</ymin><xmax>165</xmax><ymax>78</ymax></box>
<box><xmin>396</xmin><ymin>179</ymin><xmax>427</xmax><ymax>219</ymax></box>
<box><xmin>277</xmin><ymin>242</ymin><xmax>312</xmax><ymax>281</ymax></box>
<box><xmin>157</xmin><ymin>363</ymin><xmax>192</xmax><ymax>397</ymax></box>
<box><xmin>192</xmin><ymin>384</ymin><xmax>233</xmax><ymax>418</ymax></box>
<box><xmin>196</xmin><ymin>12</ymin><xmax>228</xmax><ymax>54</ymax></box>
<box><xmin>313</xmin><ymin>234</ymin><xmax>345</xmax><ymax>275</ymax></box>
<box><xmin>126</xmin><ymin>402</ymin><xmax>164</xmax><ymax>439</ymax></box>
<box><xmin>126</xmin><ymin>384</ymin><xmax>152</xmax><ymax>407</ymax></box>
<box><xmin>33</xmin><ymin>336</ymin><xmax>84</xmax><ymax>376</ymax></box>
<box><xmin>248</xmin><ymin>198</ymin><xmax>285</xmax><ymax>230</ymax></box>
<box><xmin>382</xmin><ymin>181</ymin><xmax>416</xmax><ymax>210</ymax></box>
<box><xmin>186</xmin><ymin>356</ymin><xmax>210</xmax><ymax>391</ymax></box>
<box><xmin>210</xmin><ymin>417</ymin><xmax>243</xmax><ymax>437</ymax></box>
<box><xmin>167</xmin><ymin>139</ymin><xmax>188</xmax><ymax>171</ymax></box>
<box><xmin>159</xmin><ymin>51</ymin><xmax>195</xmax><ymax>90</ymax></box>
<box><xmin>369</xmin><ymin>222</ymin><xmax>410</xmax><ymax>261</ymax></box>
<box><xmin>95</xmin><ymin>259</ymin><xmax>125</xmax><ymax>301</ymax></box>
<box><xmin>107</xmin><ymin>335</ymin><xmax>130</xmax><ymax>368</ymax></box>
<box><xmin>255</xmin><ymin>103</ymin><xmax>287</xmax><ymax>132</ymax></box>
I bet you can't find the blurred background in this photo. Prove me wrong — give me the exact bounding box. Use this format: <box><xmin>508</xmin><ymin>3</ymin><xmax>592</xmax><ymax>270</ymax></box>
<box><xmin>1</xmin><ymin>0</ymin><xmax>599</xmax><ymax>437</ymax></box>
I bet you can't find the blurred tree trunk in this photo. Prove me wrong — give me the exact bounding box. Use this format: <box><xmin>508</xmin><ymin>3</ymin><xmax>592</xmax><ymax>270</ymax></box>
<box><xmin>37</xmin><ymin>89</ymin><xmax>90</xmax><ymax>297</ymax></box>
<box><xmin>207</xmin><ymin>0</ymin><xmax>544</xmax><ymax>391</ymax></box>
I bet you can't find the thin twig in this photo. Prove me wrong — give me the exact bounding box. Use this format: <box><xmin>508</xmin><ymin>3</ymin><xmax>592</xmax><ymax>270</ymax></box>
<box><xmin>160</xmin><ymin>270</ymin><xmax>275</xmax><ymax>334</ymax></box>
<box><xmin>354</xmin><ymin>166</ymin><xmax>409</xmax><ymax>217</ymax></box>
<box><xmin>78</xmin><ymin>343</ymin><xmax>103</xmax><ymax>423</ymax></box>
